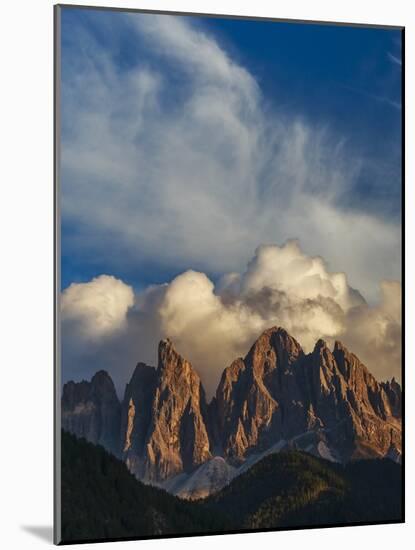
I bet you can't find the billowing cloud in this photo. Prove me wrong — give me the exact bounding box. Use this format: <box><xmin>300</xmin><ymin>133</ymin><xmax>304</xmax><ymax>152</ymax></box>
<box><xmin>62</xmin><ymin>243</ymin><xmax>401</xmax><ymax>398</ymax></box>
<box><xmin>343</xmin><ymin>280</ymin><xmax>402</xmax><ymax>382</ymax></box>
<box><xmin>61</xmin><ymin>275</ymin><xmax>136</xmax><ymax>386</ymax></box>
<box><xmin>61</xmin><ymin>12</ymin><xmax>401</xmax><ymax>304</ymax></box>
<box><xmin>62</xmin><ymin>275</ymin><xmax>134</xmax><ymax>339</ymax></box>
<box><xmin>60</xmin><ymin>13</ymin><xmax>401</xmax><ymax>396</ymax></box>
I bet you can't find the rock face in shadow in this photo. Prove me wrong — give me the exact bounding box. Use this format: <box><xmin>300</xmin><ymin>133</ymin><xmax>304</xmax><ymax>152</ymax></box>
<box><xmin>62</xmin><ymin>326</ymin><xmax>402</xmax><ymax>491</ymax></box>
<box><xmin>380</xmin><ymin>377</ymin><xmax>402</xmax><ymax>418</ymax></box>
<box><xmin>62</xmin><ymin>370</ymin><xmax>121</xmax><ymax>455</ymax></box>
<box><xmin>120</xmin><ymin>362</ymin><xmax>158</xmax><ymax>478</ymax></box>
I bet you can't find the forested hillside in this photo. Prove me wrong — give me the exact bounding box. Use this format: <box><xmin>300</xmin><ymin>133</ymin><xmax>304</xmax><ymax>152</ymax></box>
<box><xmin>60</xmin><ymin>431</ymin><xmax>221</xmax><ymax>542</ymax></box>
<box><xmin>202</xmin><ymin>451</ymin><xmax>402</xmax><ymax>528</ymax></box>
<box><xmin>60</xmin><ymin>431</ymin><xmax>402</xmax><ymax>543</ymax></box>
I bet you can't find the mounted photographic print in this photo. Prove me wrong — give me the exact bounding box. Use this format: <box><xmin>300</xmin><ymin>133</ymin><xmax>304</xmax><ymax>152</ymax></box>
<box><xmin>54</xmin><ymin>4</ymin><xmax>404</xmax><ymax>545</ymax></box>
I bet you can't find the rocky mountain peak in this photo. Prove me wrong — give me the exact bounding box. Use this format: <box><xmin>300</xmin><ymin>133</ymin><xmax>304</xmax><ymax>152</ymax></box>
<box><xmin>119</xmin><ymin>339</ymin><xmax>212</xmax><ymax>482</ymax></box>
<box><xmin>380</xmin><ymin>378</ymin><xmax>402</xmax><ymax>418</ymax></box>
<box><xmin>244</xmin><ymin>326</ymin><xmax>303</xmax><ymax>378</ymax></box>
<box><xmin>158</xmin><ymin>338</ymin><xmax>192</xmax><ymax>376</ymax></box>
<box><xmin>332</xmin><ymin>340</ymin><xmax>366</xmax><ymax>383</ymax></box>
<box><xmin>120</xmin><ymin>362</ymin><xmax>157</xmax><ymax>462</ymax></box>
<box><xmin>333</xmin><ymin>340</ymin><xmax>348</xmax><ymax>353</ymax></box>
<box><xmin>256</xmin><ymin>326</ymin><xmax>302</xmax><ymax>352</ymax></box>
<box><xmin>311</xmin><ymin>339</ymin><xmax>343</xmax><ymax>382</ymax></box>
<box><xmin>62</xmin><ymin>371</ymin><xmax>121</xmax><ymax>456</ymax></box>
<box><xmin>130</xmin><ymin>361</ymin><xmax>156</xmax><ymax>379</ymax></box>
<box><xmin>314</xmin><ymin>338</ymin><xmax>328</xmax><ymax>352</ymax></box>
<box><xmin>215</xmin><ymin>327</ymin><xmax>401</xmax><ymax>464</ymax></box>
<box><xmin>213</xmin><ymin>326</ymin><xmax>307</xmax><ymax>461</ymax></box>
<box><xmin>91</xmin><ymin>369</ymin><xmax>111</xmax><ymax>381</ymax></box>
<box><xmin>90</xmin><ymin>370</ymin><xmax>118</xmax><ymax>393</ymax></box>
<box><xmin>63</xmin><ymin>326</ymin><xmax>402</xmax><ymax>492</ymax></box>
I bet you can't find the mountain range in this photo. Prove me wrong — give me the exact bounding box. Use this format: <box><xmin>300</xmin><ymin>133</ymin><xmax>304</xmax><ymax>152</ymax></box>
<box><xmin>62</xmin><ymin>326</ymin><xmax>402</xmax><ymax>499</ymax></box>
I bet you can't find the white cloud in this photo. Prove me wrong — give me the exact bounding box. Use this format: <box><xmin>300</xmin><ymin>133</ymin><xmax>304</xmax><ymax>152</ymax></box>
<box><xmin>157</xmin><ymin>270</ymin><xmax>264</xmax><ymax>394</ymax></box>
<box><xmin>388</xmin><ymin>52</ymin><xmax>402</xmax><ymax>66</ymax></box>
<box><xmin>62</xmin><ymin>243</ymin><xmax>401</xmax><ymax>398</ymax></box>
<box><xmin>61</xmin><ymin>12</ymin><xmax>401</xmax><ymax>304</ymax></box>
<box><xmin>61</xmin><ymin>275</ymin><xmax>134</xmax><ymax>339</ymax></box>
<box><xmin>59</xmin><ymin>14</ymin><xmax>401</xmax><ymax>395</ymax></box>
<box><xmin>343</xmin><ymin>280</ymin><xmax>402</xmax><ymax>382</ymax></box>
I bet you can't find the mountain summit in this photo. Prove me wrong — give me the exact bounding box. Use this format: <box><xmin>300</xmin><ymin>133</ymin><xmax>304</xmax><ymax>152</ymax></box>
<box><xmin>210</xmin><ymin>326</ymin><xmax>401</xmax><ymax>464</ymax></box>
<box><xmin>135</xmin><ymin>338</ymin><xmax>211</xmax><ymax>482</ymax></box>
<box><xmin>62</xmin><ymin>326</ymin><xmax>402</xmax><ymax>496</ymax></box>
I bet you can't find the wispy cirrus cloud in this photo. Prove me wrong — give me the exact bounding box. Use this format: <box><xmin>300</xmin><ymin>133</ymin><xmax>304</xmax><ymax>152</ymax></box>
<box><xmin>388</xmin><ymin>51</ymin><xmax>402</xmax><ymax>66</ymax></box>
<box><xmin>340</xmin><ymin>82</ymin><xmax>401</xmax><ymax>110</ymax></box>
<box><xmin>61</xmin><ymin>12</ymin><xmax>401</xmax><ymax>305</ymax></box>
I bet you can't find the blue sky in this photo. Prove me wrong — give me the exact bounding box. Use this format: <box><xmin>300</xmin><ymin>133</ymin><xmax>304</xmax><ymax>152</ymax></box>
<box><xmin>60</xmin><ymin>8</ymin><xmax>402</xmax><ymax>298</ymax></box>
<box><xmin>59</xmin><ymin>7</ymin><xmax>402</xmax><ymax>391</ymax></box>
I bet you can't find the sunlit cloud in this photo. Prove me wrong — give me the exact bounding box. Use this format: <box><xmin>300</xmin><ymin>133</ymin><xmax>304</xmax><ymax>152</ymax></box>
<box><xmin>61</xmin><ymin>13</ymin><xmax>401</xmax><ymax>305</ymax></box>
<box><xmin>62</xmin><ymin>243</ymin><xmax>401</xmax><ymax>397</ymax></box>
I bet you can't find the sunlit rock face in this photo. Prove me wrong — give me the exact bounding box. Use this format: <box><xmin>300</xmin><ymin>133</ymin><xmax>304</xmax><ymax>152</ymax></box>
<box><xmin>211</xmin><ymin>326</ymin><xmax>401</xmax><ymax>463</ymax></box>
<box><xmin>141</xmin><ymin>338</ymin><xmax>211</xmax><ymax>482</ymax></box>
<box><xmin>118</xmin><ymin>339</ymin><xmax>211</xmax><ymax>483</ymax></box>
<box><xmin>62</xmin><ymin>326</ymin><xmax>401</xmax><ymax>495</ymax></box>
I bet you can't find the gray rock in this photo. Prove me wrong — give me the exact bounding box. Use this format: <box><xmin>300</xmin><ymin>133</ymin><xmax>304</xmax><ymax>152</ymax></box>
<box><xmin>62</xmin><ymin>370</ymin><xmax>121</xmax><ymax>455</ymax></box>
<box><xmin>62</xmin><ymin>326</ymin><xmax>402</xmax><ymax>491</ymax></box>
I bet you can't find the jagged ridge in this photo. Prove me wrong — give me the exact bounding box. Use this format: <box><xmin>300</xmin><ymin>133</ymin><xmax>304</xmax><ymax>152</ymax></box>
<box><xmin>62</xmin><ymin>326</ymin><xmax>402</xmax><ymax>493</ymax></box>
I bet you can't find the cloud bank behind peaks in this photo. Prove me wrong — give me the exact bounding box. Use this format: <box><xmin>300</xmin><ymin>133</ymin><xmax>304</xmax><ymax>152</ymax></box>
<box><xmin>61</xmin><ymin>242</ymin><xmax>401</xmax><ymax>397</ymax></box>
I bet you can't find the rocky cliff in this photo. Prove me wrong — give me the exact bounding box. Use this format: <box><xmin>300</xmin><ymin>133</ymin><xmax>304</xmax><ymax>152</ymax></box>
<box><xmin>62</xmin><ymin>370</ymin><xmax>121</xmax><ymax>455</ymax></box>
<box><xmin>211</xmin><ymin>327</ymin><xmax>401</xmax><ymax>463</ymax></box>
<box><xmin>121</xmin><ymin>339</ymin><xmax>211</xmax><ymax>482</ymax></box>
<box><xmin>62</xmin><ymin>326</ymin><xmax>402</xmax><ymax>494</ymax></box>
<box><xmin>120</xmin><ymin>362</ymin><xmax>158</xmax><ymax>478</ymax></box>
